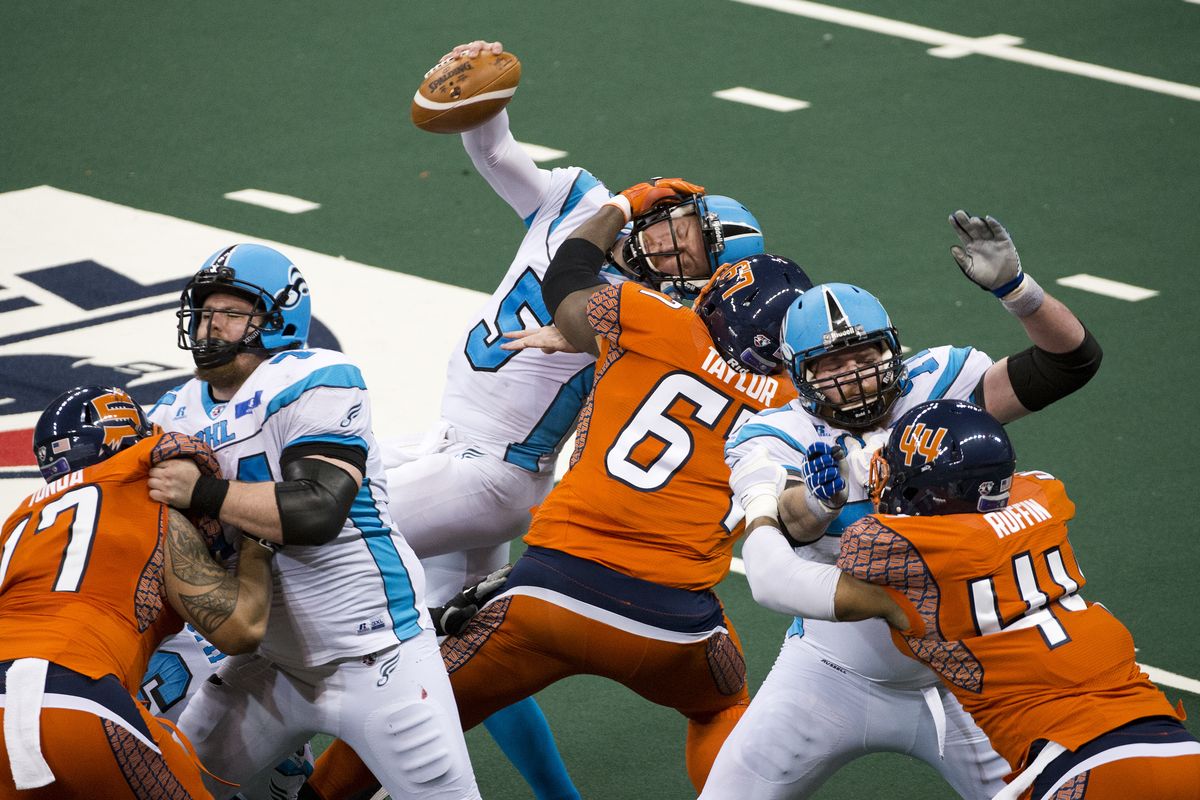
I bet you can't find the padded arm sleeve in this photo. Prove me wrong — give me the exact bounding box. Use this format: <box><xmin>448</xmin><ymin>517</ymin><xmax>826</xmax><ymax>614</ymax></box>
<box><xmin>274</xmin><ymin>457</ymin><xmax>360</xmax><ymax>546</ymax></box>
<box><xmin>741</xmin><ymin>525</ymin><xmax>841</xmax><ymax>621</ymax></box>
<box><xmin>461</xmin><ymin>110</ymin><xmax>551</xmax><ymax>220</ymax></box>
<box><xmin>542</xmin><ymin>238</ymin><xmax>607</xmax><ymax>318</ymax></box>
<box><xmin>1006</xmin><ymin>325</ymin><xmax>1103</xmax><ymax>412</ymax></box>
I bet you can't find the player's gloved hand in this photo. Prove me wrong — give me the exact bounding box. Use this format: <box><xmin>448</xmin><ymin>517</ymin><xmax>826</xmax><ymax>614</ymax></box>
<box><xmin>800</xmin><ymin>442</ymin><xmax>848</xmax><ymax>510</ymax></box>
<box><xmin>842</xmin><ymin>431</ymin><xmax>889</xmax><ymax>494</ymax></box>
<box><xmin>948</xmin><ymin>210</ymin><xmax>1025</xmax><ymax>297</ymax></box>
<box><xmin>729</xmin><ymin>445</ymin><xmax>787</xmax><ymax>523</ymax></box>
<box><xmin>604</xmin><ymin>178</ymin><xmax>706</xmax><ymax>224</ymax></box>
<box><xmin>431</xmin><ymin>564</ymin><xmax>513</xmax><ymax>637</ymax></box>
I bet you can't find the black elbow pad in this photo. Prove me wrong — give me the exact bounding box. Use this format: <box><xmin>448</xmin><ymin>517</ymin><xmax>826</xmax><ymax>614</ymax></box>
<box><xmin>542</xmin><ymin>238</ymin><xmax>606</xmax><ymax>318</ymax></box>
<box><xmin>1006</xmin><ymin>326</ymin><xmax>1103</xmax><ymax>412</ymax></box>
<box><xmin>275</xmin><ymin>458</ymin><xmax>360</xmax><ymax>546</ymax></box>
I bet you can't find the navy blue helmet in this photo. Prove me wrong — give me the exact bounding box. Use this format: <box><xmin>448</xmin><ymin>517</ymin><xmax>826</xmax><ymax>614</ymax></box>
<box><xmin>694</xmin><ymin>253</ymin><xmax>814</xmax><ymax>375</ymax></box>
<box><xmin>34</xmin><ymin>385</ymin><xmax>154</xmax><ymax>481</ymax></box>
<box><xmin>870</xmin><ymin>400</ymin><xmax>1016</xmax><ymax>516</ymax></box>
<box><xmin>617</xmin><ymin>194</ymin><xmax>765</xmax><ymax>298</ymax></box>
<box><xmin>177</xmin><ymin>244</ymin><xmax>311</xmax><ymax>368</ymax></box>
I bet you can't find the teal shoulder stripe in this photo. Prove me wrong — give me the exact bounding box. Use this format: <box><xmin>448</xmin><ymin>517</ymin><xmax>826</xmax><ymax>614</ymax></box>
<box><xmin>146</xmin><ymin>382</ymin><xmax>186</xmax><ymax>418</ymax></box>
<box><xmin>727</xmin><ymin>422</ymin><xmax>807</xmax><ymax>454</ymax></box>
<box><xmin>929</xmin><ymin>346</ymin><xmax>973</xmax><ymax>400</ymax></box>
<box><xmin>548</xmin><ymin>170</ymin><xmax>603</xmax><ymax>238</ymax></box>
<box><xmin>264</xmin><ymin>364</ymin><xmax>366</xmax><ymax>421</ymax></box>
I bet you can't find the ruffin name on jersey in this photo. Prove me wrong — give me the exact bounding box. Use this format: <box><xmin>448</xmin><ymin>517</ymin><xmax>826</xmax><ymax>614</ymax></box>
<box><xmin>27</xmin><ymin>469</ymin><xmax>85</xmax><ymax>506</ymax></box>
<box><xmin>983</xmin><ymin>498</ymin><xmax>1052</xmax><ymax>539</ymax></box>
<box><xmin>700</xmin><ymin>347</ymin><xmax>779</xmax><ymax>406</ymax></box>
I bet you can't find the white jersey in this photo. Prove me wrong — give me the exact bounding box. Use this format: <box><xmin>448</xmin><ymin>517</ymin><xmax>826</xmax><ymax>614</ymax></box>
<box><xmin>727</xmin><ymin>345</ymin><xmax>993</xmax><ymax>685</ymax></box>
<box><xmin>440</xmin><ymin>166</ymin><xmax>616</xmax><ymax>474</ymax></box>
<box><xmin>148</xmin><ymin>349</ymin><xmax>425</xmax><ymax>668</ymax></box>
<box><xmin>139</xmin><ymin>625</ymin><xmax>224</xmax><ymax>722</ymax></box>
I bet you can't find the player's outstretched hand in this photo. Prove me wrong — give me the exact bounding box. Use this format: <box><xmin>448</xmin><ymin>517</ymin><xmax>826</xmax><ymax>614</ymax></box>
<box><xmin>148</xmin><ymin>457</ymin><xmax>202</xmax><ymax>509</ymax></box>
<box><xmin>441</xmin><ymin>39</ymin><xmax>504</xmax><ymax>61</ymax></box>
<box><xmin>800</xmin><ymin>442</ymin><xmax>848</xmax><ymax>510</ymax></box>
<box><xmin>500</xmin><ymin>325</ymin><xmax>581</xmax><ymax>354</ymax></box>
<box><xmin>432</xmin><ymin>564</ymin><xmax>513</xmax><ymax>637</ymax></box>
<box><xmin>948</xmin><ymin>210</ymin><xmax>1025</xmax><ymax>297</ymax></box>
<box><xmin>604</xmin><ymin>178</ymin><xmax>705</xmax><ymax>224</ymax></box>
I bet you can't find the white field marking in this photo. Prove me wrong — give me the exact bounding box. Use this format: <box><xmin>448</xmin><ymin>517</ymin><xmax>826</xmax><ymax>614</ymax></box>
<box><xmin>1056</xmin><ymin>273</ymin><xmax>1159</xmax><ymax>301</ymax></box>
<box><xmin>730</xmin><ymin>557</ymin><xmax>747</xmax><ymax>575</ymax></box>
<box><xmin>713</xmin><ymin>87</ymin><xmax>811</xmax><ymax>112</ymax></box>
<box><xmin>223</xmin><ymin>189</ymin><xmax>320</xmax><ymax>214</ymax></box>
<box><xmin>928</xmin><ymin>34</ymin><xmax>1024</xmax><ymax>60</ymax></box>
<box><xmin>516</xmin><ymin>141</ymin><xmax>568</xmax><ymax>162</ymax></box>
<box><xmin>1140</xmin><ymin>663</ymin><xmax>1200</xmax><ymax>696</ymax></box>
<box><xmin>730</xmin><ymin>0</ymin><xmax>1200</xmax><ymax>102</ymax></box>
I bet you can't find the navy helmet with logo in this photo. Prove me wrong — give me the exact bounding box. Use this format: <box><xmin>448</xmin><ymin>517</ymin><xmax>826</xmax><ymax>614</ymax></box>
<box><xmin>694</xmin><ymin>253</ymin><xmax>814</xmax><ymax>375</ymax></box>
<box><xmin>33</xmin><ymin>385</ymin><xmax>154</xmax><ymax>481</ymax></box>
<box><xmin>779</xmin><ymin>283</ymin><xmax>905</xmax><ymax>429</ymax></box>
<box><xmin>177</xmin><ymin>244</ymin><xmax>311</xmax><ymax>368</ymax></box>
<box><xmin>617</xmin><ymin>194</ymin><xmax>764</xmax><ymax>298</ymax></box>
<box><xmin>869</xmin><ymin>399</ymin><xmax>1016</xmax><ymax>516</ymax></box>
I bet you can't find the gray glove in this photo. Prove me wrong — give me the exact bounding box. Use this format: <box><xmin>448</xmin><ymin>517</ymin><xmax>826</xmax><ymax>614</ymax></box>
<box><xmin>948</xmin><ymin>210</ymin><xmax>1025</xmax><ymax>297</ymax></box>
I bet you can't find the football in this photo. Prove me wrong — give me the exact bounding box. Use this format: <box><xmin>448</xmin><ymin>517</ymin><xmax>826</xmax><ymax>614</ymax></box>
<box><xmin>411</xmin><ymin>50</ymin><xmax>522</xmax><ymax>134</ymax></box>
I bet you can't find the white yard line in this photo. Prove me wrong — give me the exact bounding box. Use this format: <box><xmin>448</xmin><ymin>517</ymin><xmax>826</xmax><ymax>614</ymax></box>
<box><xmin>730</xmin><ymin>0</ymin><xmax>1200</xmax><ymax>102</ymax></box>
<box><xmin>1056</xmin><ymin>274</ymin><xmax>1158</xmax><ymax>301</ymax></box>
<box><xmin>713</xmin><ymin>87</ymin><xmax>811</xmax><ymax>112</ymax></box>
<box><xmin>224</xmin><ymin>189</ymin><xmax>320</xmax><ymax>214</ymax></box>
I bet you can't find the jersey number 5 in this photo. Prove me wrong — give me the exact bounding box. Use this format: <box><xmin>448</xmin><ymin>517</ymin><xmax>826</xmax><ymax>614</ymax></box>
<box><xmin>0</xmin><ymin>485</ymin><xmax>101</xmax><ymax>593</ymax></box>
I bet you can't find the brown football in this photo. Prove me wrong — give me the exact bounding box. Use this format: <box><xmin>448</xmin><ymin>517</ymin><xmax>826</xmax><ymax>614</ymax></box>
<box><xmin>411</xmin><ymin>50</ymin><xmax>522</xmax><ymax>134</ymax></box>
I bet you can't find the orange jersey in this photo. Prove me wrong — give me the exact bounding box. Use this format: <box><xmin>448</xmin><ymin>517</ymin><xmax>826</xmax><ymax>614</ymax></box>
<box><xmin>838</xmin><ymin>472</ymin><xmax>1182</xmax><ymax>769</ymax></box>
<box><xmin>0</xmin><ymin>435</ymin><xmax>183</xmax><ymax>693</ymax></box>
<box><xmin>526</xmin><ymin>283</ymin><xmax>797</xmax><ymax>590</ymax></box>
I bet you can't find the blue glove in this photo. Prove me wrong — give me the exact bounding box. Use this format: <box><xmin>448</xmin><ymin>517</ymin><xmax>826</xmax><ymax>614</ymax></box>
<box><xmin>800</xmin><ymin>442</ymin><xmax>848</xmax><ymax>509</ymax></box>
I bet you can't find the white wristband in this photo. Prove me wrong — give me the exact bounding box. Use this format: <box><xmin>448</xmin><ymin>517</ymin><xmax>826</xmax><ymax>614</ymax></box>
<box><xmin>1000</xmin><ymin>273</ymin><xmax>1045</xmax><ymax>318</ymax></box>
<box><xmin>743</xmin><ymin>493</ymin><xmax>780</xmax><ymax>523</ymax></box>
<box><xmin>602</xmin><ymin>195</ymin><xmax>633</xmax><ymax>225</ymax></box>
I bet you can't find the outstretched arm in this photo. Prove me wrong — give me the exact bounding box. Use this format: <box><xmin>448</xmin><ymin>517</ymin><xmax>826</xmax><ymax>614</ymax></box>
<box><xmin>162</xmin><ymin>508</ymin><xmax>273</xmax><ymax>654</ymax></box>
<box><xmin>949</xmin><ymin>210</ymin><xmax>1102</xmax><ymax>423</ymax></box>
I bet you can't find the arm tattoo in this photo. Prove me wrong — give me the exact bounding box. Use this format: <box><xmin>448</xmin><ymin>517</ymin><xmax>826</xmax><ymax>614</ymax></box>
<box><xmin>166</xmin><ymin>509</ymin><xmax>240</xmax><ymax>635</ymax></box>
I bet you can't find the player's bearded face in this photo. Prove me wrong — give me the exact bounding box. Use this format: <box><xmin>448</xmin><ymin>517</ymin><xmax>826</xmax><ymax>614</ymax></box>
<box><xmin>638</xmin><ymin>212</ymin><xmax>708</xmax><ymax>278</ymax></box>
<box><xmin>808</xmin><ymin>343</ymin><xmax>887</xmax><ymax>409</ymax></box>
<box><xmin>194</xmin><ymin>293</ymin><xmax>265</xmax><ymax>385</ymax></box>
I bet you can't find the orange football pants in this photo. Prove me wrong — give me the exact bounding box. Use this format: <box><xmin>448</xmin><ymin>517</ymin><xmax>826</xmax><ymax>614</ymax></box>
<box><xmin>0</xmin><ymin>705</ymin><xmax>211</xmax><ymax>800</ymax></box>
<box><xmin>309</xmin><ymin>593</ymin><xmax>750</xmax><ymax>797</ymax></box>
<box><xmin>1026</xmin><ymin>752</ymin><xmax>1200</xmax><ymax>799</ymax></box>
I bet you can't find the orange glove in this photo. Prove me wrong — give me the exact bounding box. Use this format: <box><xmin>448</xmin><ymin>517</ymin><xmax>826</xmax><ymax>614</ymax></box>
<box><xmin>603</xmin><ymin>177</ymin><xmax>705</xmax><ymax>223</ymax></box>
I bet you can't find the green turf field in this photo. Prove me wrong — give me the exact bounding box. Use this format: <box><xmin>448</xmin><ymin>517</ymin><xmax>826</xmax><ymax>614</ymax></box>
<box><xmin>4</xmin><ymin>1</ymin><xmax>1198</xmax><ymax>797</ymax></box>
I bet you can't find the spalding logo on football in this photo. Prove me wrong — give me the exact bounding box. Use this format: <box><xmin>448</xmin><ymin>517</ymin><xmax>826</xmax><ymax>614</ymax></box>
<box><xmin>411</xmin><ymin>50</ymin><xmax>522</xmax><ymax>134</ymax></box>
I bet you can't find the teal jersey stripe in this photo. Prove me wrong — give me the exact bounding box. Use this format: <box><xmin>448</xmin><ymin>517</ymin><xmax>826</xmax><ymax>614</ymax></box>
<box><xmin>928</xmin><ymin>346</ymin><xmax>974</xmax><ymax>401</ymax></box>
<box><xmin>350</xmin><ymin>479</ymin><xmax>421</xmax><ymax>640</ymax></box>
<box><xmin>285</xmin><ymin>432</ymin><xmax>369</xmax><ymax>454</ymax></box>
<box><xmin>547</xmin><ymin>170</ymin><xmax>603</xmax><ymax>239</ymax></box>
<box><xmin>727</xmin><ymin>422</ymin><xmax>807</xmax><ymax>454</ymax></box>
<box><xmin>263</xmin><ymin>364</ymin><xmax>367</xmax><ymax>423</ymax></box>
<box><xmin>505</xmin><ymin>363</ymin><xmax>594</xmax><ymax>472</ymax></box>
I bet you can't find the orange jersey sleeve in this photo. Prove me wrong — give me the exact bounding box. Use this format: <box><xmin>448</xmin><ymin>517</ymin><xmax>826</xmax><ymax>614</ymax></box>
<box><xmin>838</xmin><ymin>472</ymin><xmax>1181</xmax><ymax>768</ymax></box>
<box><xmin>526</xmin><ymin>283</ymin><xmax>796</xmax><ymax>590</ymax></box>
<box><xmin>0</xmin><ymin>435</ymin><xmax>184</xmax><ymax>692</ymax></box>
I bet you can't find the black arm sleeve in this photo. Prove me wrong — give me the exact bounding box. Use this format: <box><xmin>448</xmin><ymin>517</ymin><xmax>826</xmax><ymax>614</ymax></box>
<box><xmin>542</xmin><ymin>237</ymin><xmax>607</xmax><ymax>318</ymax></box>
<box><xmin>1005</xmin><ymin>326</ymin><xmax>1103</xmax><ymax>412</ymax></box>
<box><xmin>274</xmin><ymin>454</ymin><xmax>361</xmax><ymax>546</ymax></box>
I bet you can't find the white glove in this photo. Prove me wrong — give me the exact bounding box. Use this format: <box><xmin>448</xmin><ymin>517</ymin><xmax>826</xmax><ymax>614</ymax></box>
<box><xmin>729</xmin><ymin>445</ymin><xmax>787</xmax><ymax>522</ymax></box>
<box><xmin>843</xmin><ymin>431</ymin><xmax>889</xmax><ymax>495</ymax></box>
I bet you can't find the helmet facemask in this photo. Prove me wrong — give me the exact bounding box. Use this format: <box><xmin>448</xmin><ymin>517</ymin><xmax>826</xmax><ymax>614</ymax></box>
<box><xmin>617</xmin><ymin>199</ymin><xmax>713</xmax><ymax>297</ymax></box>
<box><xmin>176</xmin><ymin>266</ymin><xmax>289</xmax><ymax>369</ymax></box>
<box><xmin>792</xmin><ymin>334</ymin><xmax>905</xmax><ymax>430</ymax></box>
